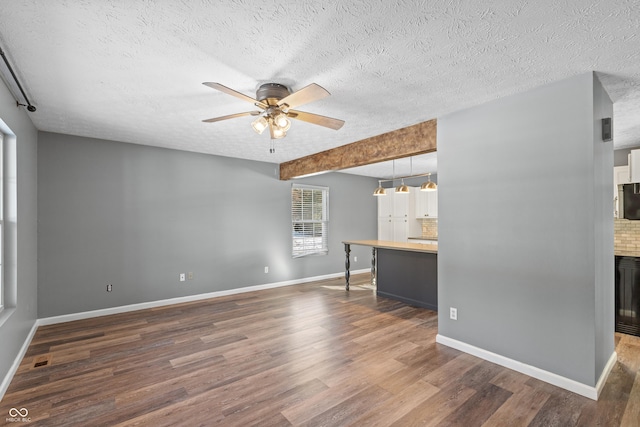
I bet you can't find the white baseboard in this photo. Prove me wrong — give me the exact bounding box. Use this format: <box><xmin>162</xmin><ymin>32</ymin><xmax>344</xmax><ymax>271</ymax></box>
<box><xmin>436</xmin><ymin>334</ymin><xmax>616</xmax><ymax>401</ymax></box>
<box><xmin>0</xmin><ymin>321</ymin><xmax>38</xmax><ymax>402</ymax></box>
<box><xmin>595</xmin><ymin>350</ymin><xmax>618</xmax><ymax>398</ymax></box>
<box><xmin>38</xmin><ymin>270</ymin><xmax>368</xmax><ymax>326</ymax></box>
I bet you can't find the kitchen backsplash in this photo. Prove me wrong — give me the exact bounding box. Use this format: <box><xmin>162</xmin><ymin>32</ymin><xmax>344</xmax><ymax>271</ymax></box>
<box><xmin>615</xmin><ymin>218</ymin><xmax>640</xmax><ymax>253</ymax></box>
<box><xmin>421</xmin><ymin>218</ymin><xmax>438</xmax><ymax>238</ymax></box>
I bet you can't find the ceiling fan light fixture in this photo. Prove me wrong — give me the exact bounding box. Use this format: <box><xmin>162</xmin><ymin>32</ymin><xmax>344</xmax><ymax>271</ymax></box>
<box><xmin>251</xmin><ymin>116</ymin><xmax>269</xmax><ymax>134</ymax></box>
<box><xmin>270</xmin><ymin>123</ymin><xmax>286</xmax><ymax>139</ymax></box>
<box><xmin>273</xmin><ymin>113</ymin><xmax>291</xmax><ymax>130</ymax></box>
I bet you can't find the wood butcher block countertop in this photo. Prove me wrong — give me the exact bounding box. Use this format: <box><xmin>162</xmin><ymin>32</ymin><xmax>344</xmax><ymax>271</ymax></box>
<box><xmin>342</xmin><ymin>240</ymin><xmax>438</xmax><ymax>254</ymax></box>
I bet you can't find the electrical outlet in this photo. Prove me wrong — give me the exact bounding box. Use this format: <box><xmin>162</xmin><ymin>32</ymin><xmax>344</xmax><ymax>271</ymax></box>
<box><xmin>106</xmin><ymin>284</ymin><xmax>113</xmax><ymax>292</ymax></box>
<box><xmin>354</xmin><ymin>256</ymin><xmax>358</xmax><ymax>262</ymax></box>
<box><xmin>188</xmin><ymin>272</ymin><xmax>194</xmax><ymax>280</ymax></box>
<box><xmin>264</xmin><ymin>266</ymin><xmax>269</xmax><ymax>273</ymax></box>
<box><xmin>450</xmin><ymin>307</ymin><xmax>458</xmax><ymax>320</ymax></box>
<box><xmin>179</xmin><ymin>273</ymin><xmax>186</xmax><ymax>282</ymax></box>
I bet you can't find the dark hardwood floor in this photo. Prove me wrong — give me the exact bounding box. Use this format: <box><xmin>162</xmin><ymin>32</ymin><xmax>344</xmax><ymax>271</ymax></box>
<box><xmin>1</xmin><ymin>274</ymin><xmax>639</xmax><ymax>426</ymax></box>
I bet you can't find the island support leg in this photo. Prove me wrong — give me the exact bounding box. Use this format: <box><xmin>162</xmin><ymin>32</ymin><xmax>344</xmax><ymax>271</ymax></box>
<box><xmin>371</xmin><ymin>247</ymin><xmax>377</xmax><ymax>286</ymax></box>
<box><xmin>344</xmin><ymin>243</ymin><xmax>351</xmax><ymax>291</ymax></box>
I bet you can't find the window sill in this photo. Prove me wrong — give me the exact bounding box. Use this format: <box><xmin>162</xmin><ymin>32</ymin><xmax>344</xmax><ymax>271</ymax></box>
<box><xmin>0</xmin><ymin>307</ymin><xmax>16</xmax><ymax>328</ymax></box>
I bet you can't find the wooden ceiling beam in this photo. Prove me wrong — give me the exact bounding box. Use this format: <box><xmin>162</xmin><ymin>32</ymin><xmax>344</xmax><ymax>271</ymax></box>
<box><xmin>279</xmin><ymin>118</ymin><xmax>437</xmax><ymax>180</ymax></box>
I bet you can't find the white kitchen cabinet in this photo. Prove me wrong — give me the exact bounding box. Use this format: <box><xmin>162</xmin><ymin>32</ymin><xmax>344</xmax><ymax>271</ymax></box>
<box><xmin>392</xmin><ymin>217</ymin><xmax>410</xmax><ymax>242</ymax></box>
<box><xmin>629</xmin><ymin>150</ymin><xmax>640</xmax><ymax>183</ymax></box>
<box><xmin>377</xmin><ymin>191</ymin><xmax>393</xmax><ymax>219</ymax></box>
<box><xmin>377</xmin><ymin>187</ymin><xmax>421</xmax><ymax>242</ymax></box>
<box><xmin>616</xmin><ymin>165</ymin><xmax>631</xmax><ymax>187</ymax></box>
<box><xmin>615</xmin><ymin>165</ymin><xmax>630</xmax><ymax>218</ymax></box>
<box><xmin>415</xmin><ymin>190</ymin><xmax>438</xmax><ymax>219</ymax></box>
<box><xmin>377</xmin><ymin>187</ymin><xmax>417</xmax><ymax>219</ymax></box>
<box><xmin>393</xmin><ymin>189</ymin><xmax>413</xmax><ymax>218</ymax></box>
<box><xmin>379</xmin><ymin>217</ymin><xmax>414</xmax><ymax>242</ymax></box>
<box><xmin>377</xmin><ymin>218</ymin><xmax>393</xmax><ymax>241</ymax></box>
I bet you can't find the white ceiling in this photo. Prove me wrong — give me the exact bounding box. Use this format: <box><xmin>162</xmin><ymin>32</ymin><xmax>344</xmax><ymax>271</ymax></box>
<box><xmin>1</xmin><ymin>0</ymin><xmax>639</xmax><ymax>179</ymax></box>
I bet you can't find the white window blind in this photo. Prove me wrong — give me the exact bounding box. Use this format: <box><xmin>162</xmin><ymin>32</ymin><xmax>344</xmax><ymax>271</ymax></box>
<box><xmin>291</xmin><ymin>184</ymin><xmax>329</xmax><ymax>257</ymax></box>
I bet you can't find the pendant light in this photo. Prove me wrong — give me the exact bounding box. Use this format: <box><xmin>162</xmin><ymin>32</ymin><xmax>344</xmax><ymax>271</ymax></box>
<box><xmin>396</xmin><ymin>157</ymin><xmax>411</xmax><ymax>193</ymax></box>
<box><xmin>420</xmin><ymin>173</ymin><xmax>437</xmax><ymax>192</ymax></box>
<box><xmin>373</xmin><ymin>180</ymin><xmax>386</xmax><ymax>196</ymax></box>
<box><xmin>396</xmin><ymin>178</ymin><xmax>409</xmax><ymax>193</ymax></box>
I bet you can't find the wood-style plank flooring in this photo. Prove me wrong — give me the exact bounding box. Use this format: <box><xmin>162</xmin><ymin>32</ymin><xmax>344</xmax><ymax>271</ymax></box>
<box><xmin>1</xmin><ymin>274</ymin><xmax>639</xmax><ymax>426</ymax></box>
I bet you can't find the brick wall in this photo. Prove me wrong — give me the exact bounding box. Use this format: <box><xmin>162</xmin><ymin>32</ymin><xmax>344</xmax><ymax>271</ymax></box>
<box><xmin>421</xmin><ymin>218</ymin><xmax>438</xmax><ymax>238</ymax></box>
<box><xmin>615</xmin><ymin>218</ymin><xmax>640</xmax><ymax>253</ymax></box>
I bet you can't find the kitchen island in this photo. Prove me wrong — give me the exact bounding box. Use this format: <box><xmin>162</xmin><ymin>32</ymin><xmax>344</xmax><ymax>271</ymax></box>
<box><xmin>342</xmin><ymin>240</ymin><xmax>438</xmax><ymax>310</ymax></box>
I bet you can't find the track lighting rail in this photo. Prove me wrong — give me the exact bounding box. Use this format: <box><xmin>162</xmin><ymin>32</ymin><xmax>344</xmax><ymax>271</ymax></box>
<box><xmin>377</xmin><ymin>171</ymin><xmax>434</xmax><ymax>183</ymax></box>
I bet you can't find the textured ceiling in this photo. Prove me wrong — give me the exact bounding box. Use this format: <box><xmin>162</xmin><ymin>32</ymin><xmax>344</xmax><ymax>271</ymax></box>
<box><xmin>1</xmin><ymin>0</ymin><xmax>640</xmax><ymax>179</ymax></box>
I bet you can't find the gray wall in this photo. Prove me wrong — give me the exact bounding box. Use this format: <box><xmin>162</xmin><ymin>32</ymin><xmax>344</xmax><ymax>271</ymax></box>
<box><xmin>0</xmin><ymin>79</ymin><xmax>38</xmax><ymax>394</ymax></box>
<box><xmin>38</xmin><ymin>132</ymin><xmax>377</xmax><ymax>317</ymax></box>
<box><xmin>438</xmin><ymin>72</ymin><xmax>614</xmax><ymax>386</ymax></box>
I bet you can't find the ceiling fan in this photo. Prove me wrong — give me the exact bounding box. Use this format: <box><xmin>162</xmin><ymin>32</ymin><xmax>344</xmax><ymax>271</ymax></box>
<box><xmin>202</xmin><ymin>82</ymin><xmax>345</xmax><ymax>145</ymax></box>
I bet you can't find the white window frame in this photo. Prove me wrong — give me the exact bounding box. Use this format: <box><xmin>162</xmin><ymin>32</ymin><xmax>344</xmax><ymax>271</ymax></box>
<box><xmin>291</xmin><ymin>184</ymin><xmax>329</xmax><ymax>258</ymax></box>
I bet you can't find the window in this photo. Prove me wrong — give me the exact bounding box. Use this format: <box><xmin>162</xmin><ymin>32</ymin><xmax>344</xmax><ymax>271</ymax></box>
<box><xmin>0</xmin><ymin>123</ymin><xmax>17</xmax><ymax>320</ymax></box>
<box><xmin>291</xmin><ymin>184</ymin><xmax>329</xmax><ymax>257</ymax></box>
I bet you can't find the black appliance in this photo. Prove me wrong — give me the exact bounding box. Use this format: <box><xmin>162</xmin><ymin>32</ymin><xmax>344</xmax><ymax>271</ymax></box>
<box><xmin>623</xmin><ymin>184</ymin><xmax>640</xmax><ymax>220</ymax></box>
<box><xmin>615</xmin><ymin>256</ymin><xmax>640</xmax><ymax>337</ymax></box>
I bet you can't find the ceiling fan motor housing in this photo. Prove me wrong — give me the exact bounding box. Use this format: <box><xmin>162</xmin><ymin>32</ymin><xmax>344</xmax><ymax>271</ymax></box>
<box><xmin>257</xmin><ymin>83</ymin><xmax>290</xmax><ymax>106</ymax></box>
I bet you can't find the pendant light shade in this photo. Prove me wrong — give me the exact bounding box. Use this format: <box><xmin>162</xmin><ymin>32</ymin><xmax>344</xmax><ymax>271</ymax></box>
<box><xmin>396</xmin><ymin>178</ymin><xmax>409</xmax><ymax>193</ymax></box>
<box><xmin>421</xmin><ymin>173</ymin><xmax>437</xmax><ymax>191</ymax></box>
<box><xmin>373</xmin><ymin>180</ymin><xmax>386</xmax><ymax>196</ymax></box>
<box><xmin>421</xmin><ymin>181</ymin><xmax>437</xmax><ymax>191</ymax></box>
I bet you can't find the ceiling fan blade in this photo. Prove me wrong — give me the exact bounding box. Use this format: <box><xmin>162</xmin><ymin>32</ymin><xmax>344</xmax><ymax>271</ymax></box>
<box><xmin>202</xmin><ymin>111</ymin><xmax>262</xmax><ymax>123</ymax></box>
<box><xmin>287</xmin><ymin>110</ymin><xmax>345</xmax><ymax>130</ymax></box>
<box><xmin>277</xmin><ymin>83</ymin><xmax>330</xmax><ymax>109</ymax></box>
<box><xmin>203</xmin><ymin>82</ymin><xmax>268</xmax><ymax>109</ymax></box>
